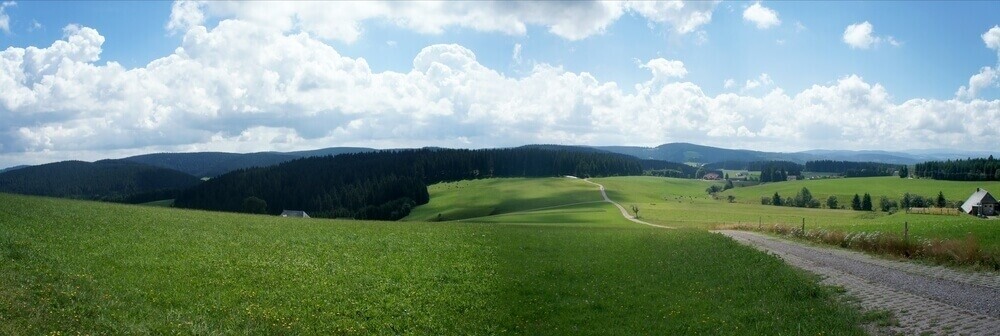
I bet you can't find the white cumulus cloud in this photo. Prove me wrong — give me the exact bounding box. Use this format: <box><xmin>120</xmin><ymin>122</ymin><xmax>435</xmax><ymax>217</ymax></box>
<box><xmin>956</xmin><ymin>26</ymin><xmax>1000</xmax><ymax>100</ymax></box>
<box><xmin>984</xmin><ymin>25</ymin><xmax>1000</xmax><ymax>51</ymax></box>
<box><xmin>742</xmin><ymin>2</ymin><xmax>780</xmax><ymax>29</ymax></box>
<box><xmin>0</xmin><ymin>1</ymin><xmax>15</xmax><ymax>34</ymax></box>
<box><xmin>843</xmin><ymin>21</ymin><xmax>899</xmax><ymax>50</ymax></box>
<box><xmin>642</xmin><ymin>58</ymin><xmax>687</xmax><ymax>81</ymax></box>
<box><xmin>166</xmin><ymin>1</ymin><xmax>719</xmax><ymax>42</ymax></box>
<box><xmin>1</xmin><ymin>18</ymin><xmax>999</xmax><ymax>167</ymax></box>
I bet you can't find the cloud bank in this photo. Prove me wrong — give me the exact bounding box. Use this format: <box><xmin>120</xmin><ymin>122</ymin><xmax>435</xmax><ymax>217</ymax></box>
<box><xmin>166</xmin><ymin>0</ymin><xmax>720</xmax><ymax>42</ymax></box>
<box><xmin>0</xmin><ymin>3</ymin><xmax>998</xmax><ymax>166</ymax></box>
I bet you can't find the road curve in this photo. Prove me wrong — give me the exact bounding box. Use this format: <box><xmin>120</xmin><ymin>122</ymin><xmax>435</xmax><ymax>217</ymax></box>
<box><xmin>581</xmin><ymin>179</ymin><xmax>674</xmax><ymax>229</ymax></box>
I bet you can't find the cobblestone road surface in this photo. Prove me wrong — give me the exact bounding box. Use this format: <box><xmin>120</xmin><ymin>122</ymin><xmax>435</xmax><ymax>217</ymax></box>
<box><xmin>717</xmin><ymin>230</ymin><xmax>1000</xmax><ymax>335</ymax></box>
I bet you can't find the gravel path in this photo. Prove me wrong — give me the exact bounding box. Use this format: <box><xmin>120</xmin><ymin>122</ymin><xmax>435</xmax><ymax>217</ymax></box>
<box><xmin>582</xmin><ymin>179</ymin><xmax>674</xmax><ymax>229</ymax></box>
<box><xmin>717</xmin><ymin>230</ymin><xmax>1000</xmax><ymax>335</ymax></box>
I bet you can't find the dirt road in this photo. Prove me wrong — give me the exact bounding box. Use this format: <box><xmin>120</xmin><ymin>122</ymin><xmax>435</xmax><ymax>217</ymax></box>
<box><xmin>718</xmin><ymin>230</ymin><xmax>1000</xmax><ymax>335</ymax></box>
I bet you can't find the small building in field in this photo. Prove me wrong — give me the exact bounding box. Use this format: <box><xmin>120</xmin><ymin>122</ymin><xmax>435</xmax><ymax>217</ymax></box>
<box><xmin>786</xmin><ymin>175</ymin><xmax>798</xmax><ymax>181</ymax></box>
<box><xmin>280</xmin><ymin>210</ymin><xmax>310</xmax><ymax>218</ymax></box>
<box><xmin>703</xmin><ymin>172</ymin><xmax>721</xmax><ymax>180</ymax></box>
<box><xmin>960</xmin><ymin>188</ymin><xmax>998</xmax><ymax>217</ymax></box>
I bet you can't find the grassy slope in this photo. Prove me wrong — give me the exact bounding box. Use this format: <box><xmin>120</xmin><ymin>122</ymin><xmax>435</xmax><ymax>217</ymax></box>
<box><xmin>723</xmin><ymin>176</ymin><xmax>1000</xmax><ymax>206</ymax></box>
<box><xmin>1</xmin><ymin>191</ymin><xmax>866</xmax><ymax>334</ymax></box>
<box><xmin>594</xmin><ymin>176</ymin><xmax>1000</xmax><ymax>252</ymax></box>
<box><xmin>403</xmin><ymin>177</ymin><xmax>602</xmax><ymax>221</ymax></box>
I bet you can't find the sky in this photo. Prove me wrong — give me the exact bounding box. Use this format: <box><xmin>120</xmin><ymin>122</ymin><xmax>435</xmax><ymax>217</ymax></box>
<box><xmin>0</xmin><ymin>1</ymin><xmax>998</xmax><ymax>167</ymax></box>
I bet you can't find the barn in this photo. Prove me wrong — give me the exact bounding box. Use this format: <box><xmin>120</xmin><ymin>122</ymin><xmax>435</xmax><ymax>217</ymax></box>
<box><xmin>960</xmin><ymin>188</ymin><xmax>998</xmax><ymax>217</ymax></box>
<box><xmin>280</xmin><ymin>210</ymin><xmax>310</xmax><ymax>218</ymax></box>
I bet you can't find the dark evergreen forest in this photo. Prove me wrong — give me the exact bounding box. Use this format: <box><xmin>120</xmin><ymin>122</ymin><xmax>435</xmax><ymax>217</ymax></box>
<box><xmin>914</xmin><ymin>157</ymin><xmax>1000</xmax><ymax>181</ymax></box>
<box><xmin>0</xmin><ymin>160</ymin><xmax>201</xmax><ymax>200</ymax></box>
<box><xmin>704</xmin><ymin>160</ymin><xmax>805</xmax><ymax>172</ymax></box>
<box><xmin>174</xmin><ymin>148</ymin><xmax>643</xmax><ymax>220</ymax></box>
<box><xmin>758</xmin><ymin>161</ymin><xmax>803</xmax><ymax>182</ymax></box>
<box><xmin>805</xmin><ymin>160</ymin><xmax>899</xmax><ymax>177</ymax></box>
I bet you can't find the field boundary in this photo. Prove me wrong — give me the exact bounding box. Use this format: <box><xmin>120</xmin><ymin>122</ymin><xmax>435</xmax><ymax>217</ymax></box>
<box><xmin>582</xmin><ymin>179</ymin><xmax>675</xmax><ymax>229</ymax></box>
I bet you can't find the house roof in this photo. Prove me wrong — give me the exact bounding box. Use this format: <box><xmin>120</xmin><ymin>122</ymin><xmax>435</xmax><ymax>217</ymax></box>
<box><xmin>961</xmin><ymin>188</ymin><xmax>998</xmax><ymax>213</ymax></box>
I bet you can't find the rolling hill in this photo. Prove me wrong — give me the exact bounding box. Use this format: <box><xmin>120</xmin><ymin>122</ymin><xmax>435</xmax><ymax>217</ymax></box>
<box><xmin>595</xmin><ymin>143</ymin><xmax>999</xmax><ymax>165</ymax></box>
<box><xmin>120</xmin><ymin>147</ymin><xmax>376</xmax><ymax>178</ymax></box>
<box><xmin>0</xmin><ymin>160</ymin><xmax>201</xmax><ymax>200</ymax></box>
<box><xmin>596</xmin><ymin>143</ymin><xmax>812</xmax><ymax>164</ymax></box>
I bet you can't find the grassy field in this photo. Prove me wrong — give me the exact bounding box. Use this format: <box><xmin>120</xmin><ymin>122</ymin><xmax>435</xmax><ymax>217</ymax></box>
<box><xmin>723</xmin><ymin>176</ymin><xmax>1000</xmax><ymax>207</ymax></box>
<box><xmin>593</xmin><ymin>176</ymin><xmax>1000</xmax><ymax>253</ymax></box>
<box><xmin>1</xmin><ymin>191</ymin><xmax>871</xmax><ymax>334</ymax></box>
<box><xmin>403</xmin><ymin>177</ymin><xmax>603</xmax><ymax>222</ymax></box>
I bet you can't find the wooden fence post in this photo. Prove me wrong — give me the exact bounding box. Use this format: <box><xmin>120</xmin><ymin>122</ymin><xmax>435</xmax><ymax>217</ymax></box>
<box><xmin>801</xmin><ymin>218</ymin><xmax>805</xmax><ymax>235</ymax></box>
<box><xmin>904</xmin><ymin>221</ymin><xmax>909</xmax><ymax>242</ymax></box>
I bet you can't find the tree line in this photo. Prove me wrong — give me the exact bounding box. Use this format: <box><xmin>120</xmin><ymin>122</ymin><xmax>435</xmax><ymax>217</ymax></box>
<box><xmin>804</xmin><ymin>160</ymin><xmax>899</xmax><ymax>177</ymax></box>
<box><xmin>759</xmin><ymin>161</ymin><xmax>803</xmax><ymax>183</ymax></box>
<box><xmin>174</xmin><ymin>148</ymin><xmax>643</xmax><ymax>220</ymax></box>
<box><xmin>761</xmin><ymin>188</ymin><xmax>953</xmax><ymax>213</ymax></box>
<box><xmin>0</xmin><ymin>160</ymin><xmax>201</xmax><ymax>201</ymax></box>
<box><xmin>704</xmin><ymin>160</ymin><xmax>805</xmax><ymax>172</ymax></box>
<box><xmin>640</xmin><ymin>159</ymin><xmax>699</xmax><ymax>178</ymax></box>
<box><xmin>914</xmin><ymin>156</ymin><xmax>1000</xmax><ymax>181</ymax></box>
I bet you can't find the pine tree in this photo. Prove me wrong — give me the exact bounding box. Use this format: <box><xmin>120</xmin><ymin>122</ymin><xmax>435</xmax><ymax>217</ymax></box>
<box><xmin>851</xmin><ymin>194</ymin><xmax>862</xmax><ymax>211</ymax></box>
<box><xmin>936</xmin><ymin>191</ymin><xmax>946</xmax><ymax>208</ymax></box>
<box><xmin>861</xmin><ymin>193</ymin><xmax>873</xmax><ymax>211</ymax></box>
<box><xmin>772</xmin><ymin>192</ymin><xmax>783</xmax><ymax>206</ymax></box>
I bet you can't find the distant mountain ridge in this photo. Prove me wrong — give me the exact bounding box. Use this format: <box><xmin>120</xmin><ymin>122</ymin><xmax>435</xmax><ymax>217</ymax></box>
<box><xmin>3</xmin><ymin>143</ymin><xmax>998</xmax><ymax>178</ymax></box>
<box><xmin>0</xmin><ymin>160</ymin><xmax>201</xmax><ymax>200</ymax></box>
<box><xmin>595</xmin><ymin>143</ymin><xmax>1000</xmax><ymax>165</ymax></box>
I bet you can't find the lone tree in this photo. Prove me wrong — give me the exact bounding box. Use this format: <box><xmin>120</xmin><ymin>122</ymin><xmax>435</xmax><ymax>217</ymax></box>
<box><xmin>631</xmin><ymin>205</ymin><xmax>639</xmax><ymax>218</ymax></box>
<box><xmin>772</xmin><ymin>192</ymin><xmax>783</xmax><ymax>206</ymax></box>
<box><xmin>826</xmin><ymin>195</ymin><xmax>839</xmax><ymax>209</ymax></box>
<box><xmin>851</xmin><ymin>194</ymin><xmax>862</xmax><ymax>211</ymax></box>
<box><xmin>936</xmin><ymin>191</ymin><xmax>947</xmax><ymax>208</ymax></box>
<box><xmin>242</xmin><ymin>196</ymin><xmax>267</xmax><ymax>214</ymax></box>
<box><xmin>861</xmin><ymin>193</ymin><xmax>873</xmax><ymax>211</ymax></box>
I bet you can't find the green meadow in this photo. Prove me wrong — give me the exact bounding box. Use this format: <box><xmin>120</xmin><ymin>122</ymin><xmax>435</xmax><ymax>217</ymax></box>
<box><xmin>1</xmin><ymin>189</ymin><xmax>871</xmax><ymax>334</ymax></box>
<box><xmin>593</xmin><ymin>176</ymin><xmax>1000</xmax><ymax>253</ymax></box>
<box><xmin>403</xmin><ymin>177</ymin><xmax>603</xmax><ymax>222</ymax></box>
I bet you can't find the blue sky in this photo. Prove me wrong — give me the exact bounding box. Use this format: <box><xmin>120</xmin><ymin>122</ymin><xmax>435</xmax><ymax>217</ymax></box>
<box><xmin>0</xmin><ymin>1</ymin><xmax>998</xmax><ymax>167</ymax></box>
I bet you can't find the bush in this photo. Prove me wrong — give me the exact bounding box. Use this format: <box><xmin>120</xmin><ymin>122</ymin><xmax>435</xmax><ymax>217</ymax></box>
<box><xmin>242</xmin><ymin>196</ymin><xmax>267</xmax><ymax>214</ymax></box>
<box><xmin>826</xmin><ymin>195</ymin><xmax>838</xmax><ymax>209</ymax></box>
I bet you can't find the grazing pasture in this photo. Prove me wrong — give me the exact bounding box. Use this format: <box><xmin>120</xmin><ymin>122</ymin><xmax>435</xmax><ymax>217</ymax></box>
<box><xmin>0</xmin><ymin>191</ymin><xmax>868</xmax><ymax>334</ymax></box>
<box><xmin>403</xmin><ymin>177</ymin><xmax>603</xmax><ymax>222</ymax></box>
<box><xmin>593</xmin><ymin>176</ymin><xmax>1000</xmax><ymax>254</ymax></box>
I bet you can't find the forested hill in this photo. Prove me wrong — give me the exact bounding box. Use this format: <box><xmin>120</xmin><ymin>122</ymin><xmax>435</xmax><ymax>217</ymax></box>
<box><xmin>174</xmin><ymin>148</ymin><xmax>642</xmax><ymax>220</ymax></box>
<box><xmin>597</xmin><ymin>143</ymin><xmax>808</xmax><ymax>164</ymax></box>
<box><xmin>0</xmin><ymin>160</ymin><xmax>201</xmax><ymax>200</ymax></box>
<box><xmin>914</xmin><ymin>157</ymin><xmax>1000</xmax><ymax>181</ymax></box>
<box><xmin>121</xmin><ymin>147</ymin><xmax>376</xmax><ymax>178</ymax></box>
<box><xmin>805</xmin><ymin>160</ymin><xmax>900</xmax><ymax>177</ymax></box>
